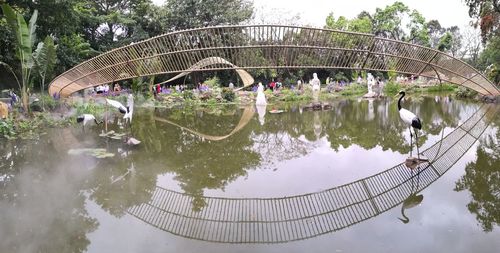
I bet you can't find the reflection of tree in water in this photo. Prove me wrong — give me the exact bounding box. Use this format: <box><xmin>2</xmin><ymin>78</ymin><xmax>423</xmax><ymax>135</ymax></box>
<box><xmin>324</xmin><ymin>99</ymin><xmax>409</xmax><ymax>152</ymax></box>
<box><xmin>455</xmin><ymin>121</ymin><xmax>500</xmax><ymax>232</ymax></box>
<box><xmin>252</xmin><ymin>132</ymin><xmax>316</xmax><ymax>168</ymax></box>
<box><xmin>86</xmin><ymin>158</ymin><xmax>156</xmax><ymax>217</ymax></box>
<box><xmin>130</xmin><ymin>106</ymin><xmax>261</xmax><ymax>211</ymax></box>
<box><xmin>250</xmin><ymin>108</ymin><xmax>322</xmax><ymax>166</ymax></box>
<box><xmin>324</xmin><ymin>97</ymin><xmax>463</xmax><ymax>153</ymax></box>
<box><xmin>0</xmin><ymin>131</ymin><xmax>98</xmax><ymax>253</ymax></box>
<box><xmin>87</xmin><ymin>96</ymin><xmax>467</xmax><ymax>214</ymax></box>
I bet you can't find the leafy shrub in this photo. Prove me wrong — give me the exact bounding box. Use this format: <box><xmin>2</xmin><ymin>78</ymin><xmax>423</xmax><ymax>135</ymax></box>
<box><xmin>334</xmin><ymin>71</ymin><xmax>349</xmax><ymax>82</ymax></box>
<box><xmin>75</xmin><ymin>101</ymin><xmax>105</xmax><ymax>116</ymax></box>
<box><xmin>0</xmin><ymin>116</ymin><xmax>45</xmax><ymax>140</ymax></box>
<box><xmin>40</xmin><ymin>94</ymin><xmax>60</xmax><ymax>110</ymax></box>
<box><xmin>340</xmin><ymin>83</ymin><xmax>367</xmax><ymax>96</ymax></box>
<box><xmin>183</xmin><ymin>90</ymin><xmax>195</xmax><ymax>100</ymax></box>
<box><xmin>205</xmin><ymin>76</ymin><xmax>220</xmax><ymax>88</ymax></box>
<box><xmin>427</xmin><ymin>83</ymin><xmax>457</xmax><ymax>92</ymax></box>
<box><xmin>280</xmin><ymin>89</ymin><xmax>307</xmax><ymax>101</ymax></box>
<box><xmin>0</xmin><ymin>119</ymin><xmax>16</xmax><ymax>139</ymax></box>
<box><xmin>221</xmin><ymin>88</ymin><xmax>235</xmax><ymax>102</ymax></box>
<box><xmin>383</xmin><ymin>81</ymin><xmax>401</xmax><ymax>94</ymax></box>
<box><xmin>454</xmin><ymin>87</ymin><xmax>478</xmax><ymax>99</ymax></box>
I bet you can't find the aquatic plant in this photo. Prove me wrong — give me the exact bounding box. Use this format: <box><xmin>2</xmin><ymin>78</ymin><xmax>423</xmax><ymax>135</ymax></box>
<box><xmin>221</xmin><ymin>88</ymin><xmax>235</xmax><ymax>102</ymax></box>
<box><xmin>383</xmin><ymin>81</ymin><xmax>401</xmax><ymax>94</ymax></box>
<box><xmin>454</xmin><ymin>87</ymin><xmax>478</xmax><ymax>99</ymax></box>
<box><xmin>340</xmin><ymin>83</ymin><xmax>368</xmax><ymax>96</ymax></box>
<box><xmin>0</xmin><ymin>119</ymin><xmax>16</xmax><ymax>139</ymax></box>
<box><xmin>427</xmin><ymin>83</ymin><xmax>457</xmax><ymax>92</ymax></box>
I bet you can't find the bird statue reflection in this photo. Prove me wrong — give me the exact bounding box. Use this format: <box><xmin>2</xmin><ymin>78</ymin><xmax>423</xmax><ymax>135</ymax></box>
<box><xmin>398</xmin><ymin>193</ymin><xmax>424</xmax><ymax>224</ymax></box>
<box><xmin>399</xmin><ymin>160</ymin><xmax>424</xmax><ymax>224</ymax></box>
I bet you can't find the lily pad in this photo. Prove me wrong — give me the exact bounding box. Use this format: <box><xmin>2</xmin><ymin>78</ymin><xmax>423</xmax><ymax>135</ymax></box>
<box><xmin>100</xmin><ymin>130</ymin><xmax>126</xmax><ymax>140</ymax></box>
<box><xmin>94</xmin><ymin>152</ymin><xmax>115</xmax><ymax>158</ymax></box>
<box><xmin>68</xmin><ymin>148</ymin><xmax>115</xmax><ymax>158</ymax></box>
<box><xmin>68</xmin><ymin>148</ymin><xmax>104</xmax><ymax>155</ymax></box>
<box><xmin>99</xmin><ymin>130</ymin><xmax>116</xmax><ymax>137</ymax></box>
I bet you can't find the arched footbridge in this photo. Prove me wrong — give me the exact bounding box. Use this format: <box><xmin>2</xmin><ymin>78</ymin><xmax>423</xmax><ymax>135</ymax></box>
<box><xmin>127</xmin><ymin>105</ymin><xmax>496</xmax><ymax>243</ymax></box>
<box><xmin>48</xmin><ymin>25</ymin><xmax>500</xmax><ymax>97</ymax></box>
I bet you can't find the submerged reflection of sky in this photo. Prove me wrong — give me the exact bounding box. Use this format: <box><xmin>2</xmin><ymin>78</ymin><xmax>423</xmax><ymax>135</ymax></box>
<box><xmin>87</xmin><ymin>135</ymin><xmax>500</xmax><ymax>253</ymax></box>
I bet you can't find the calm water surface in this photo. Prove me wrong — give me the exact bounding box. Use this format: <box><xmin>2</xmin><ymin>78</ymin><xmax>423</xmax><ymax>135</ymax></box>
<box><xmin>1</xmin><ymin>96</ymin><xmax>499</xmax><ymax>252</ymax></box>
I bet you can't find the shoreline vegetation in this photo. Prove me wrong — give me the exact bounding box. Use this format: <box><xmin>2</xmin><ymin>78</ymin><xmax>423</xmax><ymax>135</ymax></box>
<box><xmin>0</xmin><ymin>79</ymin><xmax>495</xmax><ymax>140</ymax></box>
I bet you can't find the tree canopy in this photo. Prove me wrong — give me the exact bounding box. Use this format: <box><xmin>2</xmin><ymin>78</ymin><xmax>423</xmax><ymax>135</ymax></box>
<box><xmin>0</xmin><ymin>0</ymin><xmax>254</xmax><ymax>90</ymax></box>
<box><xmin>466</xmin><ymin>0</ymin><xmax>500</xmax><ymax>83</ymax></box>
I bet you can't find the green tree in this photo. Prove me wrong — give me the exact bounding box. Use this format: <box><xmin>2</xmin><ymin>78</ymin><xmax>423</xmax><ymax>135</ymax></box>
<box><xmin>325</xmin><ymin>13</ymin><xmax>349</xmax><ymax>31</ymax></box>
<box><xmin>325</xmin><ymin>13</ymin><xmax>372</xmax><ymax>33</ymax></box>
<box><xmin>437</xmin><ymin>32</ymin><xmax>453</xmax><ymax>52</ymax></box>
<box><xmin>1</xmin><ymin>3</ymin><xmax>38</xmax><ymax>112</ymax></box>
<box><xmin>165</xmin><ymin>0</ymin><xmax>253</xmax><ymax>31</ymax></box>
<box><xmin>0</xmin><ymin>17</ymin><xmax>16</xmax><ymax>70</ymax></box>
<box><xmin>407</xmin><ymin>10</ymin><xmax>430</xmax><ymax>46</ymax></box>
<box><xmin>427</xmin><ymin>19</ymin><xmax>443</xmax><ymax>48</ymax></box>
<box><xmin>465</xmin><ymin>0</ymin><xmax>500</xmax><ymax>82</ymax></box>
<box><xmin>447</xmin><ymin>26</ymin><xmax>463</xmax><ymax>57</ymax></box>
<box><xmin>55</xmin><ymin>34</ymin><xmax>95</xmax><ymax>75</ymax></box>
<box><xmin>349</xmin><ymin>15</ymin><xmax>373</xmax><ymax>33</ymax></box>
<box><xmin>372</xmin><ymin>1</ymin><xmax>410</xmax><ymax>40</ymax></box>
<box><xmin>83</xmin><ymin>0</ymin><xmax>141</xmax><ymax>50</ymax></box>
<box><xmin>33</xmin><ymin>36</ymin><xmax>57</xmax><ymax>108</ymax></box>
<box><xmin>465</xmin><ymin>0</ymin><xmax>500</xmax><ymax>42</ymax></box>
<box><xmin>477</xmin><ymin>36</ymin><xmax>500</xmax><ymax>83</ymax></box>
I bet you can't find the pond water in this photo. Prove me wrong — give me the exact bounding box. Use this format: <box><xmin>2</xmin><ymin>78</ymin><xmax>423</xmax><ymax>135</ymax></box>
<box><xmin>1</xmin><ymin>95</ymin><xmax>499</xmax><ymax>253</ymax></box>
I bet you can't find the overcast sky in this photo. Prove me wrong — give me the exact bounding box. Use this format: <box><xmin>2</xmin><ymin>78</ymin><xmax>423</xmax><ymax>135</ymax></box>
<box><xmin>152</xmin><ymin>0</ymin><xmax>473</xmax><ymax>28</ymax></box>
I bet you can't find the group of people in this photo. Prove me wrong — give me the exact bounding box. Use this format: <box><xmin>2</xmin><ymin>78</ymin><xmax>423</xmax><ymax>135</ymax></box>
<box><xmin>1</xmin><ymin>90</ymin><xmax>18</xmax><ymax>118</ymax></box>
<box><xmin>95</xmin><ymin>84</ymin><xmax>110</xmax><ymax>94</ymax></box>
<box><xmin>197</xmin><ymin>82</ymin><xmax>210</xmax><ymax>92</ymax></box>
<box><xmin>268</xmin><ymin>80</ymin><xmax>283</xmax><ymax>91</ymax></box>
<box><xmin>93</xmin><ymin>83</ymin><xmax>122</xmax><ymax>95</ymax></box>
<box><xmin>152</xmin><ymin>84</ymin><xmax>191</xmax><ymax>96</ymax></box>
<box><xmin>7</xmin><ymin>90</ymin><xmax>18</xmax><ymax>107</ymax></box>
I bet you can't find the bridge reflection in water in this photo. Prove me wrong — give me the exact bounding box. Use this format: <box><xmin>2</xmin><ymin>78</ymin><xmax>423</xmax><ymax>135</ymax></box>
<box><xmin>127</xmin><ymin>106</ymin><xmax>495</xmax><ymax>243</ymax></box>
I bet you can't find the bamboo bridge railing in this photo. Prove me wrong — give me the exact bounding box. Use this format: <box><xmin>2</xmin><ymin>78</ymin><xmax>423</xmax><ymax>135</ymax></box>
<box><xmin>48</xmin><ymin>25</ymin><xmax>500</xmax><ymax>97</ymax></box>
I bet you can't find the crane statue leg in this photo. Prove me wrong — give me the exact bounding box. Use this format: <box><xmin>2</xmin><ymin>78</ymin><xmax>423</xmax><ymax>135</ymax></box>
<box><xmin>409</xmin><ymin>126</ymin><xmax>413</xmax><ymax>157</ymax></box>
<box><xmin>415</xmin><ymin>129</ymin><xmax>420</xmax><ymax>160</ymax></box>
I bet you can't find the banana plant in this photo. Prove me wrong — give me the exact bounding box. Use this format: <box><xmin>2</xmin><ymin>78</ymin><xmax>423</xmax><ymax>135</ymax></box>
<box><xmin>1</xmin><ymin>4</ymin><xmax>38</xmax><ymax>113</ymax></box>
<box><xmin>33</xmin><ymin>36</ymin><xmax>57</xmax><ymax>110</ymax></box>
